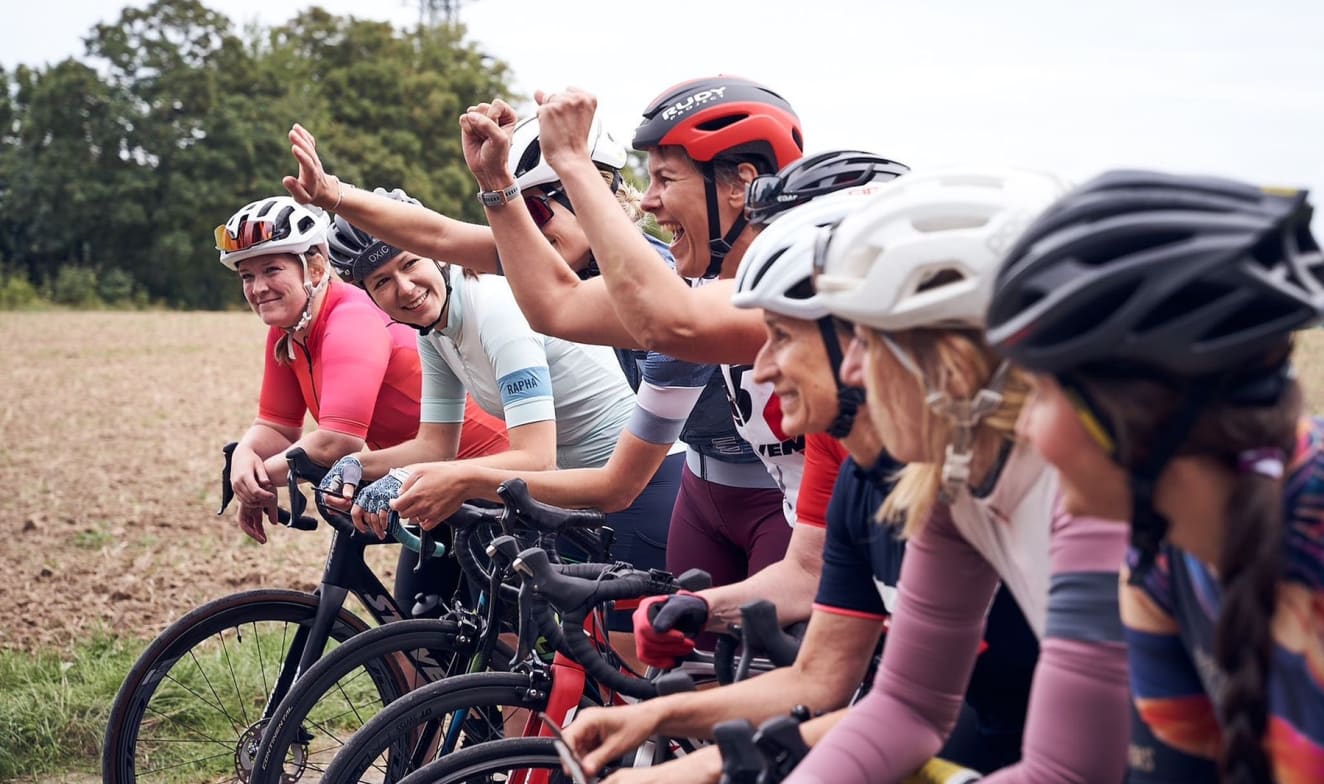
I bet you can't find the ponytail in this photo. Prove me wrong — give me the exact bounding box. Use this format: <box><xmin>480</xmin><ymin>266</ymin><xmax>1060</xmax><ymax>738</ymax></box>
<box><xmin>1214</xmin><ymin>463</ymin><xmax>1282</xmax><ymax>783</ymax></box>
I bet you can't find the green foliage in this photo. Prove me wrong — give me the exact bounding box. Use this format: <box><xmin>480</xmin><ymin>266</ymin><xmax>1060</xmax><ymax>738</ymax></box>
<box><xmin>0</xmin><ymin>0</ymin><xmax>515</xmax><ymax>308</ymax></box>
<box><xmin>50</xmin><ymin>266</ymin><xmax>101</xmax><ymax>307</ymax></box>
<box><xmin>98</xmin><ymin>267</ymin><xmax>137</xmax><ymax>305</ymax></box>
<box><xmin>0</xmin><ymin>265</ymin><xmax>43</xmax><ymax>308</ymax></box>
<box><xmin>0</xmin><ymin>634</ymin><xmax>129</xmax><ymax>779</ymax></box>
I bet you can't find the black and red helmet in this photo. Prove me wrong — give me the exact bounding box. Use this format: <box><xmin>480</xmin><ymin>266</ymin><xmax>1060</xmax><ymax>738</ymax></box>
<box><xmin>632</xmin><ymin>76</ymin><xmax>804</xmax><ymax>174</ymax></box>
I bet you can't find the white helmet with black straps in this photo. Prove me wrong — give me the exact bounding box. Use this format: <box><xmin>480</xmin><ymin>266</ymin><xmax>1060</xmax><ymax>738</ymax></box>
<box><xmin>215</xmin><ymin>196</ymin><xmax>332</xmax><ymax>341</ymax></box>
<box><xmin>215</xmin><ymin>196</ymin><xmax>329</xmax><ymax>271</ymax></box>
<box><xmin>813</xmin><ymin>166</ymin><xmax>1071</xmax><ymax>500</ymax></box>
<box><xmin>813</xmin><ymin>167</ymin><xmax>1071</xmax><ymax>331</ymax></box>
<box><xmin>732</xmin><ymin>183</ymin><xmax>891</xmax><ymax>439</ymax></box>
<box><xmin>508</xmin><ymin>113</ymin><xmax>629</xmax><ymax>192</ymax></box>
<box><xmin>732</xmin><ymin>184</ymin><xmax>890</xmax><ymax>320</ymax></box>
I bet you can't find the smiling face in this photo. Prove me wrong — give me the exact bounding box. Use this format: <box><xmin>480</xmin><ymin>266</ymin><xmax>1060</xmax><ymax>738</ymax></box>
<box><xmin>641</xmin><ymin>147</ymin><xmax>749</xmax><ymax>279</ymax></box>
<box><xmin>751</xmin><ymin>313</ymin><xmax>841</xmax><ymax>437</ymax></box>
<box><xmin>237</xmin><ymin>252</ymin><xmax>317</xmax><ymax>329</ymax></box>
<box><xmin>362</xmin><ymin>252</ymin><xmax>449</xmax><ymax>326</ymax></box>
<box><xmin>1017</xmin><ymin>374</ymin><xmax>1132</xmax><ymax>520</ymax></box>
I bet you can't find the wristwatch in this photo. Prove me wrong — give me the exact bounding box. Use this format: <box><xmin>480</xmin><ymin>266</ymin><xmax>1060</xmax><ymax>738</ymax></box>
<box><xmin>477</xmin><ymin>182</ymin><xmax>520</xmax><ymax>207</ymax></box>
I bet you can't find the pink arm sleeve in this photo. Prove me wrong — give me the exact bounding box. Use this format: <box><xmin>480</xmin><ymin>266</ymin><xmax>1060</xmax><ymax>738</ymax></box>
<box><xmin>257</xmin><ymin>329</ymin><xmax>307</xmax><ymax>428</ymax></box>
<box><xmin>787</xmin><ymin>508</ymin><xmax>1131</xmax><ymax>784</ymax></box>
<box><xmin>786</xmin><ymin>507</ymin><xmax>998</xmax><ymax>782</ymax></box>
<box><xmin>313</xmin><ymin>305</ymin><xmax>392</xmax><ymax>440</ymax></box>
<box><xmin>991</xmin><ymin>510</ymin><xmax>1130</xmax><ymax>783</ymax></box>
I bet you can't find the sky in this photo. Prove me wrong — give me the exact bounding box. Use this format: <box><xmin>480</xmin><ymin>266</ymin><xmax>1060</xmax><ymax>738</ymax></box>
<box><xmin>3</xmin><ymin>0</ymin><xmax>1323</xmax><ymax>230</ymax></box>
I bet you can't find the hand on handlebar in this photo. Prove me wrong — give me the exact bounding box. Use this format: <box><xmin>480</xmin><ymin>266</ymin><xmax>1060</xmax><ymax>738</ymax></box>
<box><xmin>633</xmin><ymin>591</ymin><xmax>710</xmax><ymax>669</ymax></box>
<box><xmin>351</xmin><ymin>469</ymin><xmax>408</xmax><ymax>539</ymax></box>
<box><xmin>559</xmin><ymin>703</ymin><xmax>662</xmax><ymax>780</ymax></box>
<box><xmin>391</xmin><ymin>460</ymin><xmax>470</xmax><ymax>530</ymax></box>
<box><xmin>319</xmin><ymin>455</ymin><xmax>364</xmax><ymax>511</ymax></box>
<box><xmin>230</xmin><ymin>445</ymin><xmax>276</xmax><ymax>507</ymax></box>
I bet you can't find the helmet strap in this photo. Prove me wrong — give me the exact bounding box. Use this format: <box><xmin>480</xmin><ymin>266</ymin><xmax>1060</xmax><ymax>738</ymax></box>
<box><xmin>817</xmin><ymin>316</ymin><xmax>864</xmax><ymax>439</ymax></box>
<box><xmin>284</xmin><ymin>251</ymin><xmax>328</xmax><ymax>360</ymax></box>
<box><xmin>385</xmin><ymin>260</ymin><xmax>453</xmax><ymax>336</ymax></box>
<box><xmin>700</xmin><ymin>161</ymin><xmax>748</xmax><ymax>279</ymax></box>
<box><xmin>924</xmin><ymin>359</ymin><xmax>1013</xmax><ymax>504</ymax></box>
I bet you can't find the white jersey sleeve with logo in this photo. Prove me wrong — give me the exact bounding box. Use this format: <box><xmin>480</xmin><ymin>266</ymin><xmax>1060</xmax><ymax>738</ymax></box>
<box><xmin>419</xmin><ymin>268</ymin><xmax>633</xmax><ymax>469</ymax></box>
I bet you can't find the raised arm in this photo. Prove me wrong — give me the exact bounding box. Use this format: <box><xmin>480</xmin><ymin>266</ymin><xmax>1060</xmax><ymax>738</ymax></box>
<box><xmin>458</xmin><ymin>101</ymin><xmax>642</xmax><ymax>349</ymax></box>
<box><xmin>534</xmin><ymin>90</ymin><xmax>766</xmax><ymax>364</ymax></box>
<box><xmin>282</xmin><ymin>123</ymin><xmax>501</xmax><ymax>273</ymax></box>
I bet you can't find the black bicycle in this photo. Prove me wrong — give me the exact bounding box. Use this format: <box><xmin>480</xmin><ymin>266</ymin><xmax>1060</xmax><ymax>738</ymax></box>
<box><xmin>248</xmin><ymin>478</ymin><xmax>614</xmax><ymax>783</ymax></box>
<box><xmin>103</xmin><ymin>444</ymin><xmax>465</xmax><ymax>783</ymax></box>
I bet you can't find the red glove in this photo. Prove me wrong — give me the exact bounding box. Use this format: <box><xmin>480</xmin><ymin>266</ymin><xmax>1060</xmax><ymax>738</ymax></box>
<box><xmin>631</xmin><ymin>591</ymin><xmax>709</xmax><ymax>669</ymax></box>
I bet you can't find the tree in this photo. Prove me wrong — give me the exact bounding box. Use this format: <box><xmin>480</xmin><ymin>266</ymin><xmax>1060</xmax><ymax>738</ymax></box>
<box><xmin>0</xmin><ymin>0</ymin><xmax>516</xmax><ymax>308</ymax></box>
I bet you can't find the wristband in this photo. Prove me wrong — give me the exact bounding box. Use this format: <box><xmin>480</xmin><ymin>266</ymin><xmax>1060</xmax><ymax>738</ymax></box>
<box><xmin>477</xmin><ymin>182</ymin><xmax>520</xmax><ymax>208</ymax></box>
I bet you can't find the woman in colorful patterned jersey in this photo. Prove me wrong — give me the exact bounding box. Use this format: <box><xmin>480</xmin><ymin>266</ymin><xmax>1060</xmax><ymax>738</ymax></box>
<box><xmin>988</xmin><ymin>170</ymin><xmax>1324</xmax><ymax>783</ymax></box>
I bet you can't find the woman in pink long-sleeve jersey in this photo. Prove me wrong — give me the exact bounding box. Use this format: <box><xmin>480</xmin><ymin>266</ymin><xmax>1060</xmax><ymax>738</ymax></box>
<box><xmin>794</xmin><ymin>168</ymin><xmax>1132</xmax><ymax>783</ymax></box>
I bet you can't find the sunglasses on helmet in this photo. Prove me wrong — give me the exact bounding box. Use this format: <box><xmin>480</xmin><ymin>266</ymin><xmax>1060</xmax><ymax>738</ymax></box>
<box><xmin>214</xmin><ymin>216</ymin><xmax>290</xmax><ymax>253</ymax></box>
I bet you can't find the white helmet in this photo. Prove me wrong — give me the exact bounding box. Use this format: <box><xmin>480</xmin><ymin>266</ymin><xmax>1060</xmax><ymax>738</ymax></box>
<box><xmin>732</xmin><ymin>184</ymin><xmax>893</xmax><ymax>321</ymax></box>
<box><xmin>814</xmin><ymin>168</ymin><xmax>1071</xmax><ymax>332</ymax></box>
<box><xmin>508</xmin><ymin>113</ymin><xmax>629</xmax><ymax>192</ymax></box>
<box><xmin>215</xmin><ymin>196</ymin><xmax>329</xmax><ymax>270</ymax></box>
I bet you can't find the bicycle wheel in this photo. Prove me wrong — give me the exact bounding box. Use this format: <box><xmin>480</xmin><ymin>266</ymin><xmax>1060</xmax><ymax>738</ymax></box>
<box><xmin>251</xmin><ymin>618</ymin><xmax>512</xmax><ymax>784</ymax></box>
<box><xmin>103</xmin><ymin>589</ymin><xmax>375</xmax><ymax>783</ymax></box>
<box><xmin>396</xmin><ymin>737</ymin><xmax>567</xmax><ymax>784</ymax></box>
<box><xmin>320</xmin><ymin>671</ymin><xmax>589</xmax><ymax>784</ymax></box>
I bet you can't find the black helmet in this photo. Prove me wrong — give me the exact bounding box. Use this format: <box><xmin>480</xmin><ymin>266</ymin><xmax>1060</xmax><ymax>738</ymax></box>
<box><xmin>988</xmin><ymin>169</ymin><xmax>1324</xmax><ymax>378</ymax></box>
<box><xmin>745</xmin><ymin>150</ymin><xmax>910</xmax><ymax>226</ymax></box>
<box><xmin>327</xmin><ymin>188</ymin><xmax>420</xmax><ymax>285</ymax></box>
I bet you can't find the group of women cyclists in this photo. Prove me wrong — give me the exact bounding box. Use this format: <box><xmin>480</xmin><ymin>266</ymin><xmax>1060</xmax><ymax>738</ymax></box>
<box><xmin>212</xmin><ymin>73</ymin><xmax>1324</xmax><ymax>782</ymax></box>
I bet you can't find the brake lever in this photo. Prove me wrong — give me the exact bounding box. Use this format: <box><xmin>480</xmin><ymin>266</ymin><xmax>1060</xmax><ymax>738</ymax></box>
<box><xmin>217</xmin><ymin>442</ymin><xmax>238</xmax><ymax>516</ymax></box>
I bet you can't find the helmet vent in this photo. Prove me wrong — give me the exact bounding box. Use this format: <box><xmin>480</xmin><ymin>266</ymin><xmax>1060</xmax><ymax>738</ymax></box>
<box><xmin>1136</xmin><ymin>281</ymin><xmax>1230</xmax><ymax>332</ymax></box>
<box><xmin>916</xmin><ymin>267</ymin><xmax>966</xmax><ymax>294</ymax></box>
<box><xmin>785</xmin><ymin>276</ymin><xmax>816</xmax><ymax>300</ymax></box>
<box><xmin>697</xmin><ymin>113</ymin><xmax>746</xmax><ymax>132</ymax></box>
<box><xmin>516</xmin><ymin>139</ymin><xmax>542</xmax><ymax>178</ymax></box>
<box><xmin>1204</xmin><ymin>299</ymin><xmax>1300</xmax><ymax>342</ymax></box>
<box><xmin>747</xmin><ymin>247</ymin><xmax>786</xmax><ymax>292</ymax></box>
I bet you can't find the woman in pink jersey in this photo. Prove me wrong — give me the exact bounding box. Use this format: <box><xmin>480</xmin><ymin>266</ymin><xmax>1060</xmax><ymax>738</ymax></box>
<box><xmin>786</xmin><ymin>168</ymin><xmax>1133</xmax><ymax>783</ymax></box>
<box><xmin>214</xmin><ymin>196</ymin><xmax>506</xmax><ymax>604</ymax></box>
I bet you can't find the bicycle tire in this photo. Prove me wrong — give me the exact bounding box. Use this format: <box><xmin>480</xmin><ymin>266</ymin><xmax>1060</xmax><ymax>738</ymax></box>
<box><xmin>102</xmin><ymin>589</ymin><xmax>373</xmax><ymax>783</ymax></box>
<box><xmin>395</xmin><ymin>736</ymin><xmax>565</xmax><ymax>784</ymax></box>
<box><xmin>320</xmin><ymin>671</ymin><xmax>591</xmax><ymax>784</ymax></box>
<box><xmin>251</xmin><ymin>618</ymin><xmax>514</xmax><ymax>783</ymax></box>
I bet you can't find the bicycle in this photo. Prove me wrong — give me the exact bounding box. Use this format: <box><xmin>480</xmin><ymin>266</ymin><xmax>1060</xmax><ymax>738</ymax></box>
<box><xmin>249</xmin><ymin>478</ymin><xmax>614</xmax><ymax>783</ymax></box>
<box><xmin>103</xmin><ymin>443</ymin><xmax>461</xmax><ymax>783</ymax></box>
<box><xmin>318</xmin><ymin>537</ymin><xmax>708</xmax><ymax>784</ymax></box>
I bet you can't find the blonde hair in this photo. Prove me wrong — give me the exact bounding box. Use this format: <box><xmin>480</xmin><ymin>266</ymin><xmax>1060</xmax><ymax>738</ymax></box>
<box><xmin>603</xmin><ymin>168</ymin><xmax>650</xmax><ymax>228</ymax></box>
<box><xmin>867</xmin><ymin>328</ymin><xmax>1028</xmax><ymax>538</ymax></box>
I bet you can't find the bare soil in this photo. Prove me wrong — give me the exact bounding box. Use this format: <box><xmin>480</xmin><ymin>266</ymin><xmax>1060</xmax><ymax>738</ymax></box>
<box><xmin>6</xmin><ymin>312</ymin><xmax>1324</xmax><ymax>655</ymax></box>
<box><xmin>0</xmin><ymin>311</ymin><xmax>398</xmax><ymax>656</ymax></box>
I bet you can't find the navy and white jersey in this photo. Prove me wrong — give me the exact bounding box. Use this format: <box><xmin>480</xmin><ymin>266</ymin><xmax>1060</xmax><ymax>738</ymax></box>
<box><xmin>418</xmin><ymin>267</ymin><xmax>634</xmax><ymax>469</ymax></box>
